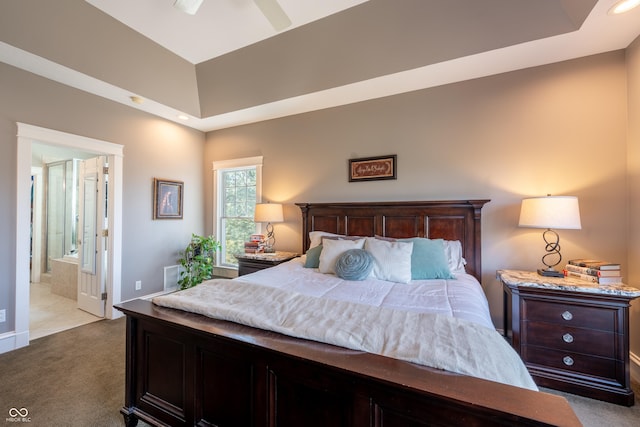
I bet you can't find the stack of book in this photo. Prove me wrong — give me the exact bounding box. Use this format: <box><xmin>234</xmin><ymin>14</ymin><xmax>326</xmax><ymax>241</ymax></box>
<box><xmin>244</xmin><ymin>234</ymin><xmax>266</xmax><ymax>253</ymax></box>
<box><xmin>244</xmin><ymin>241</ymin><xmax>260</xmax><ymax>253</ymax></box>
<box><xmin>564</xmin><ymin>259</ymin><xmax>622</xmax><ymax>284</ymax></box>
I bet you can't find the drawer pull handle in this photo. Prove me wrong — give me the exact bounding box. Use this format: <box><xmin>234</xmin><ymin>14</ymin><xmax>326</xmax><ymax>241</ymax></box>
<box><xmin>561</xmin><ymin>311</ymin><xmax>573</xmax><ymax>321</ymax></box>
<box><xmin>563</xmin><ymin>356</ymin><xmax>574</xmax><ymax>366</ymax></box>
<box><xmin>562</xmin><ymin>333</ymin><xmax>574</xmax><ymax>343</ymax></box>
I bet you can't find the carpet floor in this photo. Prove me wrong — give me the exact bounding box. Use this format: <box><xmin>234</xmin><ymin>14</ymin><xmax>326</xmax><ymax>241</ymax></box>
<box><xmin>542</xmin><ymin>381</ymin><xmax>640</xmax><ymax>427</ymax></box>
<box><xmin>0</xmin><ymin>318</ymin><xmax>127</xmax><ymax>426</ymax></box>
<box><xmin>0</xmin><ymin>317</ymin><xmax>638</xmax><ymax>426</ymax></box>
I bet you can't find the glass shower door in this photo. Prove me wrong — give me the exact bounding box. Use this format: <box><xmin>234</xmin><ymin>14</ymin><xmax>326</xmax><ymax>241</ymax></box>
<box><xmin>46</xmin><ymin>162</ymin><xmax>65</xmax><ymax>272</ymax></box>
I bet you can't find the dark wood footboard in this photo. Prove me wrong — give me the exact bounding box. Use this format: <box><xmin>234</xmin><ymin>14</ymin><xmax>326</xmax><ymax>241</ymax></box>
<box><xmin>116</xmin><ymin>299</ymin><xmax>581</xmax><ymax>427</ymax></box>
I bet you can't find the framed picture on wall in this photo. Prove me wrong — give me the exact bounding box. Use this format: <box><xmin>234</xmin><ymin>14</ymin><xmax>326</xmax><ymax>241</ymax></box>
<box><xmin>349</xmin><ymin>155</ymin><xmax>397</xmax><ymax>182</ymax></box>
<box><xmin>153</xmin><ymin>178</ymin><xmax>183</xmax><ymax>219</ymax></box>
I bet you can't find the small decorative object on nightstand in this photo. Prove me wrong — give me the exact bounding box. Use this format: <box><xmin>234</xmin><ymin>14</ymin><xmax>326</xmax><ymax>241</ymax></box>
<box><xmin>498</xmin><ymin>269</ymin><xmax>640</xmax><ymax>406</ymax></box>
<box><xmin>235</xmin><ymin>251</ymin><xmax>298</xmax><ymax>276</ymax></box>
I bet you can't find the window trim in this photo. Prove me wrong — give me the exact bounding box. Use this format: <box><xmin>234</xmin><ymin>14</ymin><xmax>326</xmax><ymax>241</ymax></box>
<box><xmin>213</xmin><ymin>156</ymin><xmax>263</xmax><ymax>269</ymax></box>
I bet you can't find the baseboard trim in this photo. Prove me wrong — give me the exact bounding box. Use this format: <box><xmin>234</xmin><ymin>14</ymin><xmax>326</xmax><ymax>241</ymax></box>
<box><xmin>631</xmin><ymin>351</ymin><xmax>640</xmax><ymax>383</ymax></box>
<box><xmin>0</xmin><ymin>330</ymin><xmax>29</xmax><ymax>355</ymax></box>
<box><xmin>117</xmin><ymin>290</ymin><xmax>173</xmax><ymax>304</ymax></box>
<box><xmin>141</xmin><ymin>290</ymin><xmax>173</xmax><ymax>300</ymax></box>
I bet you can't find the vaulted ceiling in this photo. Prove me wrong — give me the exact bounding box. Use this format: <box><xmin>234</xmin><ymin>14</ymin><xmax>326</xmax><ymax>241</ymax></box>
<box><xmin>1</xmin><ymin>0</ymin><xmax>640</xmax><ymax>132</ymax></box>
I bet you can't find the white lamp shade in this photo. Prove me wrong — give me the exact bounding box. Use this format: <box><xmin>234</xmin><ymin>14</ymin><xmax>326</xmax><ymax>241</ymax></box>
<box><xmin>254</xmin><ymin>203</ymin><xmax>284</xmax><ymax>223</ymax></box>
<box><xmin>518</xmin><ymin>196</ymin><xmax>581</xmax><ymax>230</ymax></box>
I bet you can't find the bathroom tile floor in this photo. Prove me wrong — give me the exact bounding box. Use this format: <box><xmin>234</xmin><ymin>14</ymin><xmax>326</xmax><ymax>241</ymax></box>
<box><xmin>30</xmin><ymin>282</ymin><xmax>101</xmax><ymax>340</ymax></box>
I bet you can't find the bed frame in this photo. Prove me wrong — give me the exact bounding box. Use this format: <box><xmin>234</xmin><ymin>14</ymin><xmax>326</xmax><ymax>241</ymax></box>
<box><xmin>116</xmin><ymin>200</ymin><xmax>581</xmax><ymax>427</ymax></box>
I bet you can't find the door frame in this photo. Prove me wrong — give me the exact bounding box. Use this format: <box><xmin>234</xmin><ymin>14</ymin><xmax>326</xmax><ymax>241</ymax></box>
<box><xmin>13</xmin><ymin>123</ymin><xmax>123</xmax><ymax>351</ymax></box>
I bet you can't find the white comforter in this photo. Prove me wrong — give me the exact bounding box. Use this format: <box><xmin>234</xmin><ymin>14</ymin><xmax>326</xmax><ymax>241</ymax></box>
<box><xmin>153</xmin><ymin>258</ymin><xmax>537</xmax><ymax>390</ymax></box>
<box><xmin>237</xmin><ymin>257</ymin><xmax>494</xmax><ymax>328</ymax></box>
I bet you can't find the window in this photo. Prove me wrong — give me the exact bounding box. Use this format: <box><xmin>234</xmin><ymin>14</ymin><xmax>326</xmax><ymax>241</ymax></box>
<box><xmin>213</xmin><ymin>157</ymin><xmax>263</xmax><ymax>268</ymax></box>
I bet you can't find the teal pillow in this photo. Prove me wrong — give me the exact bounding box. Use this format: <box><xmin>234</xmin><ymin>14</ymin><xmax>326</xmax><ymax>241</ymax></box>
<box><xmin>304</xmin><ymin>244</ymin><xmax>323</xmax><ymax>268</ymax></box>
<box><xmin>398</xmin><ymin>238</ymin><xmax>454</xmax><ymax>280</ymax></box>
<box><xmin>335</xmin><ymin>249</ymin><xmax>374</xmax><ymax>281</ymax></box>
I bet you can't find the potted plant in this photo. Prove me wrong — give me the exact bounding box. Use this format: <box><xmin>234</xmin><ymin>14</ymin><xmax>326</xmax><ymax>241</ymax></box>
<box><xmin>177</xmin><ymin>233</ymin><xmax>221</xmax><ymax>290</ymax></box>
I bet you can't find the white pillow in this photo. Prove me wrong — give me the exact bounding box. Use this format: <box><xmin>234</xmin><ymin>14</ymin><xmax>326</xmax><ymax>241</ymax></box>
<box><xmin>364</xmin><ymin>237</ymin><xmax>413</xmax><ymax>283</ymax></box>
<box><xmin>319</xmin><ymin>238</ymin><xmax>365</xmax><ymax>274</ymax></box>
<box><xmin>444</xmin><ymin>240</ymin><xmax>467</xmax><ymax>273</ymax></box>
<box><xmin>309</xmin><ymin>231</ymin><xmax>340</xmax><ymax>249</ymax></box>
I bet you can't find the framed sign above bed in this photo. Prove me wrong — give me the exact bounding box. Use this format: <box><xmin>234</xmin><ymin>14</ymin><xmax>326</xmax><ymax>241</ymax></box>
<box><xmin>349</xmin><ymin>154</ymin><xmax>396</xmax><ymax>182</ymax></box>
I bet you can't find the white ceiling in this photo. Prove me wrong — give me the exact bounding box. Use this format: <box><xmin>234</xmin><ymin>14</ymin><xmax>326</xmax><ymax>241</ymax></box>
<box><xmin>3</xmin><ymin>1</ymin><xmax>640</xmax><ymax>132</ymax></box>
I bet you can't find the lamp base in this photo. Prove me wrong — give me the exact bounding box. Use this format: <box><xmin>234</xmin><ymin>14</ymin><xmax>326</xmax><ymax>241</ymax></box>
<box><xmin>537</xmin><ymin>268</ymin><xmax>564</xmax><ymax>278</ymax></box>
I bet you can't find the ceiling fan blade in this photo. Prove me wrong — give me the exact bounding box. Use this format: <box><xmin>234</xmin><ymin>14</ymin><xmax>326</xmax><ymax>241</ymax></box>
<box><xmin>174</xmin><ymin>0</ymin><xmax>203</xmax><ymax>15</ymax></box>
<box><xmin>253</xmin><ymin>0</ymin><xmax>292</xmax><ymax>31</ymax></box>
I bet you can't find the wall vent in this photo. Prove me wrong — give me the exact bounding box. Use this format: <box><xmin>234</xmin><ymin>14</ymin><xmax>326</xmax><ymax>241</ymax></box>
<box><xmin>164</xmin><ymin>265</ymin><xmax>182</xmax><ymax>293</ymax></box>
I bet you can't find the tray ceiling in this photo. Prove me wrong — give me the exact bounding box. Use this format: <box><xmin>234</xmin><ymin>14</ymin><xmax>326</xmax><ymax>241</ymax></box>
<box><xmin>1</xmin><ymin>0</ymin><xmax>639</xmax><ymax>131</ymax></box>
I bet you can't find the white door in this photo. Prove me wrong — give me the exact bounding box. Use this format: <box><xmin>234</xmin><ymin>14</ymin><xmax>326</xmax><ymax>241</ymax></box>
<box><xmin>77</xmin><ymin>156</ymin><xmax>108</xmax><ymax>317</ymax></box>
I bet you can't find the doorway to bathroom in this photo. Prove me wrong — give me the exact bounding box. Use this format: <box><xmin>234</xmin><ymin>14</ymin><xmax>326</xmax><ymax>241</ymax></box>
<box><xmin>30</xmin><ymin>150</ymin><xmax>107</xmax><ymax>338</ymax></box>
<box><xmin>14</xmin><ymin>123</ymin><xmax>124</xmax><ymax>350</ymax></box>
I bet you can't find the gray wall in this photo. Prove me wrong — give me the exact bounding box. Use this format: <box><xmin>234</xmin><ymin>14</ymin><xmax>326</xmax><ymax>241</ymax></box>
<box><xmin>205</xmin><ymin>51</ymin><xmax>631</xmax><ymax>337</ymax></box>
<box><xmin>0</xmin><ymin>62</ymin><xmax>206</xmax><ymax>333</ymax></box>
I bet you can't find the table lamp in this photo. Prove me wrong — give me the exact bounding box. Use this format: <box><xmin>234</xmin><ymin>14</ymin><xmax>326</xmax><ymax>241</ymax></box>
<box><xmin>254</xmin><ymin>202</ymin><xmax>283</xmax><ymax>253</ymax></box>
<box><xmin>518</xmin><ymin>195</ymin><xmax>581</xmax><ymax>277</ymax></box>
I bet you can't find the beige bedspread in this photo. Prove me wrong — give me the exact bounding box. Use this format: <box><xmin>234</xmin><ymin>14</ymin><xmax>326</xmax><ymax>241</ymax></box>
<box><xmin>153</xmin><ymin>279</ymin><xmax>537</xmax><ymax>390</ymax></box>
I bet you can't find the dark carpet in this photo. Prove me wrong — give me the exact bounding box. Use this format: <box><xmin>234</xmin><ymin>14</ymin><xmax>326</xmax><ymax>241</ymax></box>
<box><xmin>0</xmin><ymin>318</ymin><xmax>126</xmax><ymax>426</ymax></box>
<box><xmin>542</xmin><ymin>381</ymin><xmax>640</xmax><ymax>427</ymax></box>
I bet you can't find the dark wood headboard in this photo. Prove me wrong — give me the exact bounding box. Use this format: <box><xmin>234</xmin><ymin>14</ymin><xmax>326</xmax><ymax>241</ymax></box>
<box><xmin>295</xmin><ymin>200</ymin><xmax>490</xmax><ymax>281</ymax></box>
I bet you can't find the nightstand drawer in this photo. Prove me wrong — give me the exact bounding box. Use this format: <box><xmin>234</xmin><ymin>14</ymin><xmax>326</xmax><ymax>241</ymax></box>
<box><xmin>522</xmin><ymin>346</ymin><xmax>622</xmax><ymax>381</ymax></box>
<box><xmin>524</xmin><ymin>322</ymin><xmax>617</xmax><ymax>359</ymax></box>
<box><xmin>238</xmin><ymin>261</ymin><xmax>265</xmax><ymax>276</ymax></box>
<box><xmin>523</xmin><ymin>299</ymin><xmax>615</xmax><ymax>332</ymax></box>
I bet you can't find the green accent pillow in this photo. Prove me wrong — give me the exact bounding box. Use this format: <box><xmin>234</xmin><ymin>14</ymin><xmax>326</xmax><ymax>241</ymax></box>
<box><xmin>304</xmin><ymin>244</ymin><xmax>323</xmax><ymax>268</ymax></box>
<box><xmin>398</xmin><ymin>238</ymin><xmax>454</xmax><ymax>280</ymax></box>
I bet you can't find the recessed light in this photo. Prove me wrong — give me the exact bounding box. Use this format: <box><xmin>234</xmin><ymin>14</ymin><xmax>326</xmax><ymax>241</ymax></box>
<box><xmin>177</xmin><ymin>114</ymin><xmax>190</xmax><ymax>121</ymax></box>
<box><xmin>608</xmin><ymin>0</ymin><xmax>640</xmax><ymax>15</ymax></box>
<box><xmin>130</xmin><ymin>96</ymin><xmax>144</xmax><ymax>105</ymax></box>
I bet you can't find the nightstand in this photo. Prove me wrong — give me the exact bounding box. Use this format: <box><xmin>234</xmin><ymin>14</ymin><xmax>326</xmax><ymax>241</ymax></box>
<box><xmin>234</xmin><ymin>251</ymin><xmax>298</xmax><ymax>276</ymax></box>
<box><xmin>498</xmin><ymin>269</ymin><xmax>640</xmax><ymax>406</ymax></box>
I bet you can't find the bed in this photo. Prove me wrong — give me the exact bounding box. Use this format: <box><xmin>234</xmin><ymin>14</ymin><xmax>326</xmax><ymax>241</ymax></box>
<box><xmin>116</xmin><ymin>200</ymin><xmax>581</xmax><ymax>427</ymax></box>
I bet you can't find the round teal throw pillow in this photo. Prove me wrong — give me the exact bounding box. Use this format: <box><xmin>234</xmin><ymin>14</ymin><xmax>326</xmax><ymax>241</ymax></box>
<box><xmin>335</xmin><ymin>249</ymin><xmax>374</xmax><ymax>281</ymax></box>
